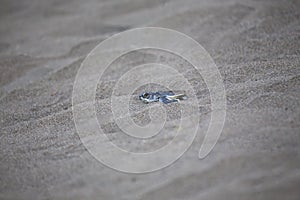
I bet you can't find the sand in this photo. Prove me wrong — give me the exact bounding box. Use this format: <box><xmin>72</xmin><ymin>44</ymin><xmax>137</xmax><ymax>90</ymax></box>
<box><xmin>0</xmin><ymin>0</ymin><xmax>300</xmax><ymax>199</ymax></box>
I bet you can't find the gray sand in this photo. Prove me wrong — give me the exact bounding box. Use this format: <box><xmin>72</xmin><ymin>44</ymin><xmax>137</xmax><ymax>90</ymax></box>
<box><xmin>1</xmin><ymin>0</ymin><xmax>300</xmax><ymax>199</ymax></box>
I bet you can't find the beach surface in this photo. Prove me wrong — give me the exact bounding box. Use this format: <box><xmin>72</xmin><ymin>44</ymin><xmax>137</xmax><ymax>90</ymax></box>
<box><xmin>1</xmin><ymin>0</ymin><xmax>300</xmax><ymax>199</ymax></box>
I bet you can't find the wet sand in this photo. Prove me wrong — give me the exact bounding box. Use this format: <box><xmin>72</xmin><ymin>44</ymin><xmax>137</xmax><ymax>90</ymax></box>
<box><xmin>0</xmin><ymin>0</ymin><xmax>300</xmax><ymax>199</ymax></box>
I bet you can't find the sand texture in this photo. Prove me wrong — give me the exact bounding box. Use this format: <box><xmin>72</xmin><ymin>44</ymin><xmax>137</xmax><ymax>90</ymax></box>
<box><xmin>0</xmin><ymin>0</ymin><xmax>300</xmax><ymax>199</ymax></box>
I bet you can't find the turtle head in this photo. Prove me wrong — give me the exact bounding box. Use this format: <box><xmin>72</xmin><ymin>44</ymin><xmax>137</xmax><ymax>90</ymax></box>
<box><xmin>139</xmin><ymin>92</ymin><xmax>151</xmax><ymax>103</ymax></box>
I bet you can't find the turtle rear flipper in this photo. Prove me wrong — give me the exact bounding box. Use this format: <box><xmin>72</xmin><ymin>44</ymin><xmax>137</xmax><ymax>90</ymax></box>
<box><xmin>167</xmin><ymin>94</ymin><xmax>188</xmax><ymax>101</ymax></box>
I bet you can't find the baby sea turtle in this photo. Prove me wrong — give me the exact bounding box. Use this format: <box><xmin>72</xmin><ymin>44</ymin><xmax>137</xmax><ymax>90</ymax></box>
<box><xmin>139</xmin><ymin>91</ymin><xmax>187</xmax><ymax>104</ymax></box>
